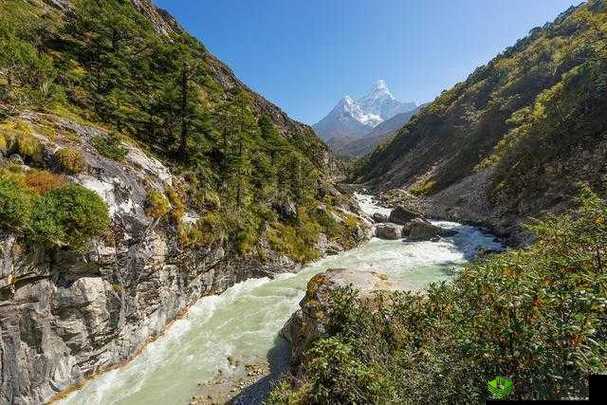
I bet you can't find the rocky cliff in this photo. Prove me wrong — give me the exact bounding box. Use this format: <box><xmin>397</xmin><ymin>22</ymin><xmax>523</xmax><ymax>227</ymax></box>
<box><xmin>0</xmin><ymin>112</ymin><xmax>368</xmax><ymax>405</ymax></box>
<box><xmin>0</xmin><ymin>1</ymin><xmax>369</xmax><ymax>403</ymax></box>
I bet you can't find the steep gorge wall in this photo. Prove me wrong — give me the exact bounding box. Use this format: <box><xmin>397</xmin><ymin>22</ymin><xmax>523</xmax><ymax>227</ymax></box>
<box><xmin>0</xmin><ymin>113</ymin><xmax>367</xmax><ymax>404</ymax></box>
<box><xmin>0</xmin><ymin>1</ymin><xmax>362</xmax><ymax>402</ymax></box>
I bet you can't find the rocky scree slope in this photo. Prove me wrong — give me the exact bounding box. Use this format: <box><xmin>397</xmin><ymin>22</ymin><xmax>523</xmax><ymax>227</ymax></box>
<box><xmin>356</xmin><ymin>1</ymin><xmax>607</xmax><ymax>242</ymax></box>
<box><xmin>0</xmin><ymin>1</ymin><xmax>369</xmax><ymax>403</ymax></box>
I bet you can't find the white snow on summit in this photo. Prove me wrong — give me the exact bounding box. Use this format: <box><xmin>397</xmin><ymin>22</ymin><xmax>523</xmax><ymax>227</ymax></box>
<box><xmin>340</xmin><ymin>96</ymin><xmax>383</xmax><ymax>127</ymax></box>
<box><xmin>313</xmin><ymin>81</ymin><xmax>416</xmax><ymax>142</ymax></box>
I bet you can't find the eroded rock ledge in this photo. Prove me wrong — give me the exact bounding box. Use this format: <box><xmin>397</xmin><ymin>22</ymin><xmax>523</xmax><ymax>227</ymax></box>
<box><xmin>281</xmin><ymin>268</ymin><xmax>405</xmax><ymax>371</ymax></box>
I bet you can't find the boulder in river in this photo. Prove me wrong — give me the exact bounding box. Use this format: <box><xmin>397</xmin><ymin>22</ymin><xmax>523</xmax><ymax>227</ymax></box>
<box><xmin>402</xmin><ymin>218</ymin><xmax>457</xmax><ymax>241</ymax></box>
<box><xmin>389</xmin><ymin>206</ymin><xmax>421</xmax><ymax>225</ymax></box>
<box><xmin>281</xmin><ymin>268</ymin><xmax>407</xmax><ymax>371</ymax></box>
<box><xmin>375</xmin><ymin>223</ymin><xmax>401</xmax><ymax>240</ymax></box>
<box><xmin>372</xmin><ymin>213</ymin><xmax>389</xmax><ymax>223</ymax></box>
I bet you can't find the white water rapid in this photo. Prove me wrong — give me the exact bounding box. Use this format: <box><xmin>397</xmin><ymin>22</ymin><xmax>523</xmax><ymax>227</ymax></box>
<box><xmin>60</xmin><ymin>194</ymin><xmax>502</xmax><ymax>405</ymax></box>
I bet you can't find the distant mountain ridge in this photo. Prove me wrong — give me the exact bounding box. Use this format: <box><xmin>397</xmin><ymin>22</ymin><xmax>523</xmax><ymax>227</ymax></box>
<box><xmin>313</xmin><ymin>81</ymin><xmax>416</xmax><ymax>144</ymax></box>
<box><xmin>332</xmin><ymin>104</ymin><xmax>426</xmax><ymax>158</ymax></box>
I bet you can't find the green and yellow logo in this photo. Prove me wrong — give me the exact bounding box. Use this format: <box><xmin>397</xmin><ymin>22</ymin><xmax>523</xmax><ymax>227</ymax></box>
<box><xmin>487</xmin><ymin>376</ymin><xmax>513</xmax><ymax>400</ymax></box>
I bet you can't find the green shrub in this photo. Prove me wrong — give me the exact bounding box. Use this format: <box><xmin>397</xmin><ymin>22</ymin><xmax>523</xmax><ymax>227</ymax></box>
<box><xmin>271</xmin><ymin>188</ymin><xmax>607</xmax><ymax>403</ymax></box>
<box><xmin>0</xmin><ymin>165</ymin><xmax>26</xmax><ymax>186</ymax></box>
<box><xmin>178</xmin><ymin>211</ymin><xmax>226</xmax><ymax>248</ymax></box>
<box><xmin>310</xmin><ymin>207</ymin><xmax>337</xmax><ymax>232</ymax></box>
<box><xmin>306</xmin><ymin>337</ymin><xmax>394</xmax><ymax>404</ymax></box>
<box><xmin>0</xmin><ymin>178</ymin><xmax>35</xmax><ymax>231</ymax></box>
<box><xmin>235</xmin><ymin>223</ymin><xmax>259</xmax><ymax>255</ymax></box>
<box><xmin>146</xmin><ymin>190</ymin><xmax>170</xmax><ymax>219</ymax></box>
<box><xmin>166</xmin><ymin>186</ymin><xmax>186</xmax><ymax>223</ymax></box>
<box><xmin>92</xmin><ymin>134</ymin><xmax>128</xmax><ymax>161</ymax></box>
<box><xmin>0</xmin><ymin>120</ymin><xmax>40</xmax><ymax>159</ymax></box>
<box><xmin>177</xmin><ymin>222</ymin><xmax>203</xmax><ymax>248</ymax></box>
<box><xmin>30</xmin><ymin>184</ymin><xmax>110</xmax><ymax>251</ymax></box>
<box><xmin>14</xmin><ymin>126</ymin><xmax>42</xmax><ymax>161</ymax></box>
<box><xmin>55</xmin><ymin>147</ymin><xmax>87</xmax><ymax>174</ymax></box>
<box><xmin>267</xmin><ymin>380</ymin><xmax>312</xmax><ymax>405</ymax></box>
<box><xmin>197</xmin><ymin>211</ymin><xmax>226</xmax><ymax>245</ymax></box>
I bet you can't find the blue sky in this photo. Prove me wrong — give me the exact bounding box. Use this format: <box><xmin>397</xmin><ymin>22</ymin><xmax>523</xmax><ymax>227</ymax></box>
<box><xmin>155</xmin><ymin>0</ymin><xmax>581</xmax><ymax>125</ymax></box>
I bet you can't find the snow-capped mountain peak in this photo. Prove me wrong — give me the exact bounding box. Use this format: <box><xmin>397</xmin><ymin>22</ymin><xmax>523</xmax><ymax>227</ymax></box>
<box><xmin>335</xmin><ymin>95</ymin><xmax>383</xmax><ymax>127</ymax></box>
<box><xmin>313</xmin><ymin>81</ymin><xmax>417</xmax><ymax>142</ymax></box>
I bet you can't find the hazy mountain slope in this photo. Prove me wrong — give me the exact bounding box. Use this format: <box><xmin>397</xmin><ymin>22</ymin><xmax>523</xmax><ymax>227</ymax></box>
<box><xmin>313</xmin><ymin>81</ymin><xmax>416</xmax><ymax>143</ymax></box>
<box><xmin>367</xmin><ymin>106</ymin><xmax>422</xmax><ymax>139</ymax></box>
<box><xmin>334</xmin><ymin>105</ymin><xmax>425</xmax><ymax>158</ymax></box>
<box><xmin>358</xmin><ymin>1</ymin><xmax>607</xmax><ymax>234</ymax></box>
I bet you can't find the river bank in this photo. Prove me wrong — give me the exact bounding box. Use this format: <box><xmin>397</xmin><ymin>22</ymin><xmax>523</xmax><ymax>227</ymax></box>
<box><xmin>58</xmin><ymin>195</ymin><xmax>502</xmax><ymax>404</ymax></box>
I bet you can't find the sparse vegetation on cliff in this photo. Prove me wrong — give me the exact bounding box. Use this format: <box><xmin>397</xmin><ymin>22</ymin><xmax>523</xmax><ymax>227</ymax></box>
<box><xmin>55</xmin><ymin>147</ymin><xmax>87</xmax><ymax>174</ymax></box>
<box><xmin>0</xmin><ymin>0</ymin><xmax>360</xmax><ymax>263</ymax></box>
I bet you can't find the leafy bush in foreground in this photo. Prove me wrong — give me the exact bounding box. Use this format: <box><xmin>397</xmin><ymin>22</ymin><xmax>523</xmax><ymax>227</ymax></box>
<box><xmin>269</xmin><ymin>187</ymin><xmax>607</xmax><ymax>404</ymax></box>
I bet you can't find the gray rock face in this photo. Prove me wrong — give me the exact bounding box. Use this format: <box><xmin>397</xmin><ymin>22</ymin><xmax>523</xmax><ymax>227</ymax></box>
<box><xmin>375</xmin><ymin>223</ymin><xmax>401</xmax><ymax>240</ymax></box>
<box><xmin>402</xmin><ymin>218</ymin><xmax>457</xmax><ymax>241</ymax></box>
<box><xmin>1</xmin><ymin>227</ymin><xmax>260</xmax><ymax>404</ymax></box>
<box><xmin>0</xmin><ymin>187</ymin><xmax>248</xmax><ymax>405</ymax></box>
<box><xmin>372</xmin><ymin>213</ymin><xmax>388</xmax><ymax>223</ymax></box>
<box><xmin>389</xmin><ymin>206</ymin><xmax>421</xmax><ymax>225</ymax></box>
<box><xmin>0</xmin><ymin>112</ymin><xmax>369</xmax><ymax>405</ymax></box>
<box><xmin>281</xmin><ymin>268</ymin><xmax>406</xmax><ymax>372</ymax></box>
